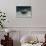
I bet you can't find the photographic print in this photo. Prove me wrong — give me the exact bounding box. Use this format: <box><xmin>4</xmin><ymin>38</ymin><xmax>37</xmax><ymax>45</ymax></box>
<box><xmin>16</xmin><ymin>6</ymin><xmax>32</xmax><ymax>18</ymax></box>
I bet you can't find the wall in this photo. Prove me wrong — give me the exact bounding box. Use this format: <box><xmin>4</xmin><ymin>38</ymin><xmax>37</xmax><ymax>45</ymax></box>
<box><xmin>32</xmin><ymin>0</ymin><xmax>46</xmax><ymax>27</ymax></box>
<box><xmin>16</xmin><ymin>0</ymin><xmax>46</xmax><ymax>27</ymax></box>
<box><xmin>0</xmin><ymin>0</ymin><xmax>46</xmax><ymax>27</ymax></box>
<box><xmin>0</xmin><ymin>0</ymin><xmax>31</xmax><ymax>27</ymax></box>
<box><xmin>0</xmin><ymin>0</ymin><xmax>16</xmax><ymax>27</ymax></box>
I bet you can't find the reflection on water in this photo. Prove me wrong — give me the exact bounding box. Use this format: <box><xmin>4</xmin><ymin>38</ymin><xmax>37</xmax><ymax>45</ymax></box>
<box><xmin>16</xmin><ymin>11</ymin><xmax>32</xmax><ymax>17</ymax></box>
